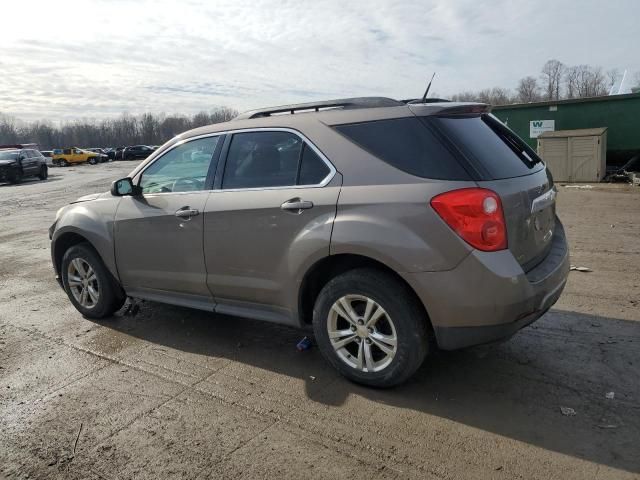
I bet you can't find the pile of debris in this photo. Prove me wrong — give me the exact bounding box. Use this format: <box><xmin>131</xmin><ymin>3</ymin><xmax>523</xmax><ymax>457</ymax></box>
<box><xmin>605</xmin><ymin>154</ymin><xmax>640</xmax><ymax>186</ymax></box>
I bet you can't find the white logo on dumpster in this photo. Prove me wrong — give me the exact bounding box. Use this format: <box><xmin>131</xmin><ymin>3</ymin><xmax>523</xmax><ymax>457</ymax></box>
<box><xmin>530</xmin><ymin>120</ymin><xmax>555</xmax><ymax>138</ymax></box>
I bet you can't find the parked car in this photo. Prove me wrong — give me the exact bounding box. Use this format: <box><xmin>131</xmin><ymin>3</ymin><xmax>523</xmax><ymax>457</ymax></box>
<box><xmin>110</xmin><ymin>146</ymin><xmax>126</xmax><ymax>160</ymax></box>
<box><xmin>49</xmin><ymin>97</ymin><xmax>569</xmax><ymax>387</ymax></box>
<box><xmin>86</xmin><ymin>148</ymin><xmax>110</xmax><ymax>163</ymax></box>
<box><xmin>0</xmin><ymin>147</ymin><xmax>48</xmax><ymax>183</ymax></box>
<box><xmin>122</xmin><ymin>145</ymin><xmax>155</xmax><ymax>160</ymax></box>
<box><xmin>52</xmin><ymin>147</ymin><xmax>101</xmax><ymax>166</ymax></box>
<box><xmin>41</xmin><ymin>150</ymin><xmax>55</xmax><ymax>166</ymax></box>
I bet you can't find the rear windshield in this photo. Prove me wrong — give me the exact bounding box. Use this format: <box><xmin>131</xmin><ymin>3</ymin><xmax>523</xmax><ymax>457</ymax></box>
<box><xmin>334</xmin><ymin>117</ymin><xmax>471</xmax><ymax>180</ymax></box>
<box><xmin>428</xmin><ymin>114</ymin><xmax>544</xmax><ymax>179</ymax></box>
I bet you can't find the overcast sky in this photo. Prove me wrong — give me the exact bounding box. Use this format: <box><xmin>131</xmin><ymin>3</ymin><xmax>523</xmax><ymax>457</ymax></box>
<box><xmin>1</xmin><ymin>0</ymin><xmax>638</xmax><ymax>122</ymax></box>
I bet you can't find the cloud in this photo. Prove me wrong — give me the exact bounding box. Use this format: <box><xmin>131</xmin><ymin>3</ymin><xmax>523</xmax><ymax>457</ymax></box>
<box><xmin>1</xmin><ymin>0</ymin><xmax>638</xmax><ymax>122</ymax></box>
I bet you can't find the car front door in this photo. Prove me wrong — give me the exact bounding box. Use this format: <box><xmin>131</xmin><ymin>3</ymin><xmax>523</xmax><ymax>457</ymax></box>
<box><xmin>203</xmin><ymin>130</ymin><xmax>340</xmax><ymax>322</ymax></box>
<box><xmin>114</xmin><ymin>135</ymin><xmax>223</xmax><ymax>309</ymax></box>
<box><xmin>71</xmin><ymin>148</ymin><xmax>83</xmax><ymax>163</ymax></box>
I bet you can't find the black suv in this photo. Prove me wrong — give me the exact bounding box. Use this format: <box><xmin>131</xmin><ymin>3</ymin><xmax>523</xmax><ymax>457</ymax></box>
<box><xmin>122</xmin><ymin>145</ymin><xmax>155</xmax><ymax>160</ymax></box>
<box><xmin>0</xmin><ymin>146</ymin><xmax>48</xmax><ymax>184</ymax></box>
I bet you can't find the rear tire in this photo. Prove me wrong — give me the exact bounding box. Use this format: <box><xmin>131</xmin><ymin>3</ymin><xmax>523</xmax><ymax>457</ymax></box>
<box><xmin>38</xmin><ymin>165</ymin><xmax>48</xmax><ymax>180</ymax></box>
<box><xmin>61</xmin><ymin>243</ymin><xmax>126</xmax><ymax>319</ymax></box>
<box><xmin>312</xmin><ymin>268</ymin><xmax>430</xmax><ymax>387</ymax></box>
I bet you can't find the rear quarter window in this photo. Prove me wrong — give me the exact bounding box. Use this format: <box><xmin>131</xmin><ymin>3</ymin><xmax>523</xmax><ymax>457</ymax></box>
<box><xmin>429</xmin><ymin>115</ymin><xmax>544</xmax><ymax>179</ymax></box>
<box><xmin>334</xmin><ymin>117</ymin><xmax>471</xmax><ymax>180</ymax></box>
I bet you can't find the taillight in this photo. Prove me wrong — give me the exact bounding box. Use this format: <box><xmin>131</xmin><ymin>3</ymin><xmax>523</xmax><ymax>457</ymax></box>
<box><xmin>430</xmin><ymin>188</ymin><xmax>507</xmax><ymax>252</ymax></box>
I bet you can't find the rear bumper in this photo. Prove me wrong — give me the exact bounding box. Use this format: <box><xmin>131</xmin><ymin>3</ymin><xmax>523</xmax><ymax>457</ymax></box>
<box><xmin>405</xmin><ymin>221</ymin><xmax>570</xmax><ymax>350</ymax></box>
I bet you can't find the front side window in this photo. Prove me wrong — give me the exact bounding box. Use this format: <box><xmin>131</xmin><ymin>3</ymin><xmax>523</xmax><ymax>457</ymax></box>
<box><xmin>139</xmin><ymin>136</ymin><xmax>220</xmax><ymax>194</ymax></box>
<box><xmin>222</xmin><ymin>131</ymin><xmax>331</xmax><ymax>189</ymax></box>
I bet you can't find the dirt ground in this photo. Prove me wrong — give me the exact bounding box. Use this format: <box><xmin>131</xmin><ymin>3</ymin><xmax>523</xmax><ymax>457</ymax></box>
<box><xmin>1</xmin><ymin>163</ymin><xmax>639</xmax><ymax>480</ymax></box>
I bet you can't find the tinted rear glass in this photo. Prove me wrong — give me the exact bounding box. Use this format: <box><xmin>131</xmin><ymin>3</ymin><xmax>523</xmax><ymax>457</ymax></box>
<box><xmin>430</xmin><ymin>115</ymin><xmax>544</xmax><ymax>179</ymax></box>
<box><xmin>335</xmin><ymin>117</ymin><xmax>471</xmax><ymax>180</ymax></box>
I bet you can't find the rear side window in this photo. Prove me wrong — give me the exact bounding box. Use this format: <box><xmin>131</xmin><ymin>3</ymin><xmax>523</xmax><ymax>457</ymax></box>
<box><xmin>334</xmin><ymin>117</ymin><xmax>471</xmax><ymax>180</ymax></box>
<box><xmin>430</xmin><ymin>115</ymin><xmax>544</xmax><ymax>179</ymax></box>
<box><xmin>222</xmin><ymin>131</ymin><xmax>332</xmax><ymax>189</ymax></box>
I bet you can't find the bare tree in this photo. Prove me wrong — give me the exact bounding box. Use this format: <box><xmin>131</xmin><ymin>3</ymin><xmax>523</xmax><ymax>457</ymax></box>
<box><xmin>607</xmin><ymin>68</ymin><xmax>620</xmax><ymax>94</ymax></box>
<box><xmin>0</xmin><ymin>114</ymin><xmax>19</xmax><ymax>144</ymax></box>
<box><xmin>573</xmin><ymin>65</ymin><xmax>608</xmax><ymax>97</ymax></box>
<box><xmin>450</xmin><ymin>91</ymin><xmax>478</xmax><ymax>102</ymax></box>
<box><xmin>450</xmin><ymin>87</ymin><xmax>513</xmax><ymax>105</ymax></box>
<box><xmin>564</xmin><ymin>66</ymin><xmax>580</xmax><ymax>99</ymax></box>
<box><xmin>0</xmin><ymin>107</ymin><xmax>238</xmax><ymax>150</ymax></box>
<box><xmin>516</xmin><ymin>76</ymin><xmax>539</xmax><ymax>102</ymax></box>
<box><xmin>541</xmin><ymin>59</ymin><xmax>565</xmax><ymax>100</ymax></box>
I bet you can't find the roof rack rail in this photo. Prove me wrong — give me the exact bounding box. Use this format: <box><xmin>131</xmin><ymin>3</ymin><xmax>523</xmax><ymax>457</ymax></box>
<box><xmin>402</xmin><ymin>98</ymin><xmax>451</xmax><ymax>104</ymax></box>
<box><xmin>234</xmin><ymin>97</ymin><xmax>404</xmax><ymax>120</ymax></box>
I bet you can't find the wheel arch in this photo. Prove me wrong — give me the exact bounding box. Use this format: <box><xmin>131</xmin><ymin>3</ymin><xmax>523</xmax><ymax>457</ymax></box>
<box><xmin>297</xmin><ymin>253</ymin><xmax>433</xmax><ymax>330</ymax></box>
<box><xmin>53</xmin><ymin>231</ymin><xmax>94</xmax><ymax>277</ymax></box>
<box><xmin>52</xmin><ymin>226</ymin><xmax>118</xmax><ymax>282</ymax></box>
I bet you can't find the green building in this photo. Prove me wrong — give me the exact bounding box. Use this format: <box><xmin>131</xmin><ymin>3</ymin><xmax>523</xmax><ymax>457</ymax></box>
<box><xmin>492</xmin><ymin>93</ymin><xmax>640</xmax><ymax>165</ymax></box>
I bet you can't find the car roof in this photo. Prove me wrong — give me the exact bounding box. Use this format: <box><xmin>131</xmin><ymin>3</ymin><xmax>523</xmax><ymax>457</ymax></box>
<box><xmin>176</xmin><ymin>97</ymin><xmax>489</xmax><ymax>141</ymax></box>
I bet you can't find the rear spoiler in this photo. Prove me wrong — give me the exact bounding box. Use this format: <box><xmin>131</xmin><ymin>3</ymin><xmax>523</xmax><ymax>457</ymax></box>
<box><xmin>408</xmin><ymin>102</ymin><xmax>491</xmax><ymax>116</ymax></box>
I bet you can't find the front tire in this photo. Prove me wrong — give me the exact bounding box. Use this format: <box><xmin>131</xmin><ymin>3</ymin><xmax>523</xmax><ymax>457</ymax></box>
<box><xmin>312</xmin><ymin>268</ymin><xmax>430</xmax><ymax>387</ymax></box>
<box><xmin>38</xmin><ymin>165</ymin><xmax>48</xmax><ymax>180</ymax></box>
<box><xmin>8</xmin><ymin>169</ymin><xmax>23</xmax><ymax>184</ymax></box>
<box><xmin>61</xmin><ymin>243</ymin><xmax>126</xmax><ymax>319</ymax></box>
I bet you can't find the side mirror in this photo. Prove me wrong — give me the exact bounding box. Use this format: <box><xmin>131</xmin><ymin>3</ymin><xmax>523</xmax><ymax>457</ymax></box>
<box><xmin>111</xmin><ymin>177</ymin><xmax>142</xmax><ymax>196</ymax></box>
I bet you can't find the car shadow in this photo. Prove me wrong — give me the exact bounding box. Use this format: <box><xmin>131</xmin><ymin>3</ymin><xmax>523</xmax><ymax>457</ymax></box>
<box><xmin>0</xmin><ymin>174</ymin><xmax>63</xmax><ymax>187</ymax></box>
<box><xmin>90</xmin><ymin>305</ymin><xmax>640</xmax><ymax>473</ymax></box>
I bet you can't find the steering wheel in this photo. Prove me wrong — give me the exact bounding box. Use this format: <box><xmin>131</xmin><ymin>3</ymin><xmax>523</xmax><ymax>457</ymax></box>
<box><xmin>171</xmin><ymin>177</ymin><xmax>203</xmax><ymax>192</ymax></box>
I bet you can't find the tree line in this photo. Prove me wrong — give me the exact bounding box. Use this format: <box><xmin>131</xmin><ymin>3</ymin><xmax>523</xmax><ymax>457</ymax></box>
<box><xmin>0</xmin><ymin>107</ymin><xmax>238</xmax><ymax>150</ymax></box>
<box><xmin>2</xmin><ymin>60</ymin><xmax>639</xmax><ymax>149</ymax></box>
<box><xmin>449</xmin><ymin>60</ymin><xmax>639</xmax><ymax>105</ymax></box>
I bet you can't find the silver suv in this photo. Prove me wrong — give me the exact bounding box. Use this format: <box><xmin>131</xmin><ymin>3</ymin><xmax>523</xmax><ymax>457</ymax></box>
<box><xmin>49</xmin><ymin>97</ymin><xmax>569</xmax><ymax>387</ymax></box>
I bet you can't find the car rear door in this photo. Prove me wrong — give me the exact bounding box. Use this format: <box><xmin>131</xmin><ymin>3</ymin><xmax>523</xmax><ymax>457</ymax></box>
<box><xmin>203</xmin><ymin>129</ymin><xmax>340</xmax><ymax>321</ymax></box>
<box><xmin>114</xmin><ymin>135</ymin><xmax>223</xmax><ymax>309</ymax></box>
<box><xmin>22</xmin><ymin>150</ymin><xmax>37</xmax><ymax>174</ymax></box>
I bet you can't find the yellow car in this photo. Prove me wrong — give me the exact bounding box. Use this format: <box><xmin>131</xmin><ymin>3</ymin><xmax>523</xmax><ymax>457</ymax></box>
<box><xmin>52</xmin><ymin>147</ymin><xmax>100</xmax><ymax>166</ymax></box>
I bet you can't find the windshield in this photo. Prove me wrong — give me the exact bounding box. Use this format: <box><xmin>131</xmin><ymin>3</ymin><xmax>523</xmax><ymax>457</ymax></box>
<box><xmin>0</xmin><ymin>151</ymin><xmax>19</xmax><ymax>160</ymax></box>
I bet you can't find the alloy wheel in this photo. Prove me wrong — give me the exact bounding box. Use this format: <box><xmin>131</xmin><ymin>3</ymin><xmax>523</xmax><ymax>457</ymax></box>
<box><xmin>67</xmin><ymin>258</ymin><xmax>100</xmax><ymax>309</ymax></box>
<box><xmin>327</xmin><ymin>294</ymin><xmax>398</xmax><ymax>373</ymax></box>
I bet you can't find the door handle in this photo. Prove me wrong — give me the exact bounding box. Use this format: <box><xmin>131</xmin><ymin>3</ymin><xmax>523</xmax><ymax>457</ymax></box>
<box><xmin>281</xmin><ymin>199</ymin><xmax>314</xmax><ymax>213</ymax></box>
<box><xmin>175</xmin><ymin>207</ymin><xmax>199</xmax><ymax>218</ymax></box>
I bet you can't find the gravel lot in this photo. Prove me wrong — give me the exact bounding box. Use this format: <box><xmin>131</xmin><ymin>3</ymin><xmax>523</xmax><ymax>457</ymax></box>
<box><xmin>1</xmin><ymin>163</ymin><xmax>639</xmax><ymax>479</ymax></box>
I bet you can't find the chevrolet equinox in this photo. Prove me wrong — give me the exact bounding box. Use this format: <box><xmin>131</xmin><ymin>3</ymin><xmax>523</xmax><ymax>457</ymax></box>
<box><xmin>49</xmin><ymin>97</ymin><xmax>569</xmax><ymax>387</ymax></box>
